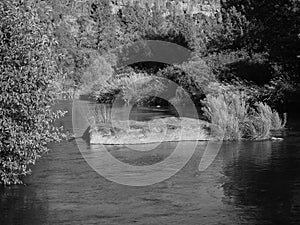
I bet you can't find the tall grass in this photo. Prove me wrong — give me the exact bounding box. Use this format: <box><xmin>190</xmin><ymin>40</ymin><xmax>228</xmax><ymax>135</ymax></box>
<box><xmin>94</xmin><ymin>104</ymin><xmax>112</xmax><ymax>124</ymax></box>
<box><xmin>93</xmin><ymin>72</ymin><xmax>165</xmax><ymax>105</ymax></box>
<box><xmin>87</xmin><ymin>103</ymin><xmax>112</xmax><ymax>132</ymax></box>
<box><xmin>202</xmin><ymin>93</ymin><xmax>241</xmax><ymax>140</ymax></box>
<box><xmin>117</xmin><ymin>73</ymin><xmax>164</xmax><ymax>105</ymax></box>
<box><xmin>254</xmin><ymin>103</ymin><xmax>287</xmax><ymax>130</ymax></box>
<box><xmin>271</xmin><ymin>111</ymin><xmax>287</xmax><ymax>130</ymax></box>
<box><xmin>241</xmin><ymin>103</ymin><xmax>272</xmax><ymax>140</ymax></box>
<box><xmin>202</xmin><ymin>91</ymin><xmax>286</xmax><ymax>140</ymax></box>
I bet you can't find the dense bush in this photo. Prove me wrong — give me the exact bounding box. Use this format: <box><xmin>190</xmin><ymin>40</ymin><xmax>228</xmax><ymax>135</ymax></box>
<box><xmin>92</xmin><ymin>72</ymin><xmax>165</xmax><ymax>105</ymax></box>
<box><xmin>207</xmin><ymin>6</ymin><xmax>252</xmax><ymax>53</ymax></box>
<box><xmin>202</xmin><ymin>92</ymin><xmax>242</xmax><ymax>140</ymax></box>
<box><xmin>0</xmin><ymin>1</ymin><xmax>64</xmax><ymax>185</ymax></box>
<box><xmin>81</xmin><ymin>55</ymin><xmax>114</xmax><ymax>91</ymax></box>
<box><xmin>202</xmin><ymin>90</ymin><xmax>285</xmax><ymax>141</ymax></box>
<box><xmin>205</xmin><ymin>51</ymin><xmax>271</xmax><ymax>84</ymax></box>
<box><xmin>205</xmin><ymin>50</ymin><xmax>296</xmax><ymax>109</ymax></box>
<box><xmin>37</xmin><ymin>0</ymin><xmax>298</xmax><ymax>106</ymax></box>
<box><xmin>87</xmin><ymin>104</ymin><xmax>113</xmax><ymax>131</ymax></box>
<box><xmin>223</xmin><ymin>0</ymin><xmax>299</xmax><ymax>79</ymax></box>
<box><xmin>157</xmin><ymin>58</ymin><xmax>215</xmax><ymax>103</ymax></box>
<box><xmin>259</xmin><ymin>75</ymin><xmax>296</xmax><ymax>109</ymax></box>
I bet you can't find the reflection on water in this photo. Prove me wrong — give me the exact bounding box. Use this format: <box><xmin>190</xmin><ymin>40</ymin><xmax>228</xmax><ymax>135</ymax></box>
<box><xmin>221</xmin><ymin>139</ymin><xmax>300</xmax><ymax>225</ymax></box>
<box><xmin>1</xmin><ymin>101</ymin><xmax>300</xmax><ymax>225</ymax></box>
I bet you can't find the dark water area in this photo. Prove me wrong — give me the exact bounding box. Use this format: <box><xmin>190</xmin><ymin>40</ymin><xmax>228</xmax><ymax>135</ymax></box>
<box><xmin>1</xmin><ymin>101</ymin><xmax>300</xmax><ymax>225</ymax></box>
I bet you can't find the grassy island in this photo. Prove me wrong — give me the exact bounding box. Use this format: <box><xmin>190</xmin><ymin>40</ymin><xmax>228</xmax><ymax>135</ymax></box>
<box><xmin>88</xmin><ymin>95</ymin><xmax>286</xmax><ymax>144</ymax></box>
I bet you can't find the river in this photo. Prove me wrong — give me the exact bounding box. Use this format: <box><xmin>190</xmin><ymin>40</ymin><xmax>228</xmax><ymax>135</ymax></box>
<box><xmin>1</xmin><ymin>100</ymin><xmax>300</xmax><ymax>225</ymax></box>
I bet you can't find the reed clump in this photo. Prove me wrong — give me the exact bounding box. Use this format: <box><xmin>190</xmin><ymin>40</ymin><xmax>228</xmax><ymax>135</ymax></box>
<box><xmin>202</xmin><ymin>91</ymin><xmax>286</xmax><ymax>140</ymax></box>
<box><xmin>92</xmin><ymin>72</ymin><xmax>164</xmax><ymax>105</ymax></box>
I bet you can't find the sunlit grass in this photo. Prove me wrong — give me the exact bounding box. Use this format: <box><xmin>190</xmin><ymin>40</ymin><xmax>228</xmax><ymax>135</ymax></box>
<box><xmin>202</xmin><ymin>91</ymin><xmax>286</xmax><ymax>140</ymax></box>
<box><xmin>271</xmin><ymin>111</ymin><xmax>287</xmax><ymax>130</ymax></box>
<box><xmin>86</xmin><ymin>103</ymin><xmax>112</xmax><ymax>133</ymax></box>
<box><xmin>92</xmin><ymin>72</ymin><xmax>164</xmax><ymax>104</ymax></box>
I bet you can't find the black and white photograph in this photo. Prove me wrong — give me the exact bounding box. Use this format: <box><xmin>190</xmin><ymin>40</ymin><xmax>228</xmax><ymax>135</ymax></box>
<box><xmin>1</xmin><ymin>0</ymin><xmax>300</xmax><ymax>224</ymax></box>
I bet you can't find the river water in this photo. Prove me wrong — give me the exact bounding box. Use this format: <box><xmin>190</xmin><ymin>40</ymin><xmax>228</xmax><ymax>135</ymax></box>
<box><xmin>1</xmin><ymin>100</ymin><xmax>300</xmax><ymax>225</ymax></box>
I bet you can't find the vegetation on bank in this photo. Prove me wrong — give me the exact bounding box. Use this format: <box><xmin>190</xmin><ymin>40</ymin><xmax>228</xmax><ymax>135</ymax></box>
<box><xmin>37</xmin><ymin>0</ymin><xmax>298</xmax><ymax>103</ymax></box>
<box><xmin>0</xmin><ymin>1</ymin><xmax>65</xmax><ymax>185</ymax></box>
<box><xmin>202</xmin><ymin>91</ymin><xmax>286</xmax><ymax>140</ymax></box>
<box><xmin>1</xmin><ymin>0</ymin><xmax>298</xmax><ymax>184</ymax></box>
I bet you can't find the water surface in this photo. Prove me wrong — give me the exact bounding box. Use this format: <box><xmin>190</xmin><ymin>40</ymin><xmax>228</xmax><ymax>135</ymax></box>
<box><xmin>1</xmin><ymin>101</ymin><xmax>300</xmax><ymax>225</ymax></box>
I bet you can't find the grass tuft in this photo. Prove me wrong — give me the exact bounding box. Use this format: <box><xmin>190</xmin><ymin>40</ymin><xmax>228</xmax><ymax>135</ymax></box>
<box><xmin>202</xmin><ymin>91</ymin><xmax>286</xmax><ymax>140</ymax></box>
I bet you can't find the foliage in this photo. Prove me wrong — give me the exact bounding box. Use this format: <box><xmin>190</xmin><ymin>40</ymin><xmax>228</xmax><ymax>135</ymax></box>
<box><xmin>259</xmin><ymin>75</ymin><xmax>296</xmax><ymax>109</ymax></box>
<box><xmin>81</xmin><ymin>55</ymin><xmax>114</xmax><ymax>90</ymax></box>
<box><xmin>0</xmin><ymin>1</ymin><xmax>64</xmax><ymax>185</ymax></box>
<box><xmin>271</xmin><ymin>112</ymin><xmax>287</xmax><ymax>130</ymax></box>
<box><xmin>87</xmin><ymin>104</ymin><xmax>112</xmax><ymax>131</ymax></box>
<box><xmin>92</xmin><ymin>72</ymin><xmax>165</xmax><ymax>105</ymax></box>
<box><xmin>157</xmin><ymin>58</ymin><xmax>215</xmax><ymax>103</ymax></box>
<box><xmin>116</xmin><ymin>2</ymin><xmax>148</xmax><ymax>43</ymax></box>
<box><xmin>33</xmin><ymin>0</ymin><xmax>298</xmax><ymax>104</ymax></box>
<box><xmin>202</xmin><ymin>90</ymin><xmax>285</xmax><ymax>141</ymax></box>
<box><xmin>39</xmin><ymin>0</ymin><xmax>123</xmax><ymax>95</ymax></box>
<box><xmin>205</xmin><ymin>50</ymin><xmax>272</xmax><ymax>84</ymax></box>
<box><xmin>205</xmin><ymin>49</ymin><xmax>296</xmax><ymax>109</ymax></box>
<box><xmin>223</xmin><ymin>0</ymin><xmax>300</xmax><ymax>79</ymax></box>
<box><xmin>202</xmin><ymin>92</ymin><xmax>242</xmax><ymax>140</ymax></box>
<box><xmin>208</xmin><ymin>6</ymin><xmax>252</xmax><ymax>52</ymax></box>
<box><xmin>254</xmin><ymin>103</ymin><xmax>286</xmax><ymax>130</ymax></box>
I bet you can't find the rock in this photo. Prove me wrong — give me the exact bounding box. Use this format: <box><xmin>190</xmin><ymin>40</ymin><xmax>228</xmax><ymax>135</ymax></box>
<box><xmin>271</xmin><ymin>137</ymin><xmax>284</xmax><ymax>141</ymax></box>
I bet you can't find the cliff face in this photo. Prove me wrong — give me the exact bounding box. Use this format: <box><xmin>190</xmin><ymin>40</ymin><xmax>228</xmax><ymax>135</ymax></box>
<box><xmin>110</xmin><ymin>0</ymin><xmax>221</xmax><ymax>17</ymax></box>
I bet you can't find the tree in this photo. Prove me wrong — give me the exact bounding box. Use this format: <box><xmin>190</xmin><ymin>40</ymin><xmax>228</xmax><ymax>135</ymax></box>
<box><xmin>0</xmin><ymin>0</ymin><xmax>64</xmax><ymax>185</ymax></box>
<box><xmin>222</xmin><ymin>0</ymin><xmax>300</xmax><ymax>78</ymax></box>
<box><xmin>117</xmin><ymin>2</ymin><xmax>148</xmax><ymax>44</ymax></box>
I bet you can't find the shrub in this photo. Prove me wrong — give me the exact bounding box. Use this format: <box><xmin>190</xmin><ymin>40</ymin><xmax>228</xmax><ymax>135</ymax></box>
<box><xmin>260</xmin><ymin>75</ymin><xmax>296</xmax><ymax>109</ymax></box>
<box><xmin>238</xmin><ymin>103</ymin><xmax>284</xmax><ymax>140</ymax></box>
<box><xmin>92</xmin><ymin>72</ymin><xmax>165</xmax><ymax>105</ymax></box>
<box><xmin>157</xmin><ymin>58</ymin><xmax>215</xmax><ymax>103</ymax></box>
<box><xmin>246</xmin><ymin>103</ymin><xmax>272</xmax><ymax>140</ymax></box>
<box><xmin>205</xmin><ymin>50</ymin><xmax>295</xmax><ymax>109</ymax></box>
<box><xmin>271</xmin><ymin>112</ymin><xmax>287</xmax><ymax>130</ymax></box>
<box><xmin>208</xmin><ymin>6</ymin><xmax>252</xmax><ymax>52</ymax></box>
<box><xmin>81</xmin><ymin>54</ymin><xmax>114</xmax><ymax>92</ymax></box>
<box><xmin>202</xmin><ymin>90</ymin><xmax>285</xmax><ymax>141</ymax></box>
<box><xmin>206</xmin><ymin>50</ymin><xmax>273</xmax><ymax>85</ymax></box>
<box><xmin>91</xmin><ymin>77</ymin><xmax>121</xmax><ymax>103</ymax></box>
<box><xmin>0</xmin><ymin>1</ymin><xmax>64</xmax><ymax>185</ymax></box>
<box><xmin>201</xmin><ymin>93</ymin><xmax>242</xmax><ymax>140</ymax></box>
<box><xmin>87</xmin><ymin>104</ymin><xmax>112</xmax><ymax>132</ymax></box>
<box><xmin>254</xmin><ymin>103</ymin><xmax>287</xmax><ymax>130</ymax></box>
<box><xmin>181</xmin><ymin>56</ymin><xmax>216</xmax><ymax>87</ymax></box>
<box><xmin>157</xmin><ymin>65</ymin><xmax>201</xmax><ymax>101</ymax></box>
<box><xmin>223</xmin><ymin>0</ymin><xmax>299</xmax><ymax>77</ymax></box>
